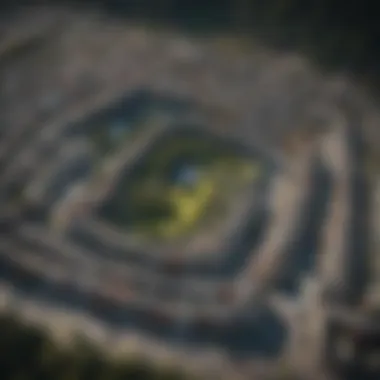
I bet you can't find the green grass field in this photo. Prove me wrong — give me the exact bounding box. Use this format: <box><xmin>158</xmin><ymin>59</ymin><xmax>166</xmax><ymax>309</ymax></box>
<box><xmin>99</xmin><ymin>134</ymin><xmax>263</xmax><ymax>241</ymax></box>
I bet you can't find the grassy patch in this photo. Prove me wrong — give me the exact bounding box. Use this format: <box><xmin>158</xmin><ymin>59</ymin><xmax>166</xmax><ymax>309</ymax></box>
<box><xmin>99</xmin><ymin>133</ymin><xmax>262</xmax><ymax>241</ymax></box>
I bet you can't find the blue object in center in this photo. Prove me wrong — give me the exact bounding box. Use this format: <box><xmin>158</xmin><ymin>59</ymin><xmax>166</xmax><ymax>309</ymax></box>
<box><xmin>172</xmin><ymin>164</ymin><xmax>201</xmax><ymax>187</ymax></box>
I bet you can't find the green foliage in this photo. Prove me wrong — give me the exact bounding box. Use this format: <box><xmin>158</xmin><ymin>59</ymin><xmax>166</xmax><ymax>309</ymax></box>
<box><xmin>0</xmin><ymin>313</ymin><xmax>190</xmax><ymax>380</ymax></box>
<box><xmin>99</xmin><ymin>134</ymin><xmax>260</xmax><ymax>240</ymax></box>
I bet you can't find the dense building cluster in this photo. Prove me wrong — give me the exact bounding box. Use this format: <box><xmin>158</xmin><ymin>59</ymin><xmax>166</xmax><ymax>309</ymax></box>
<box><xmin>0</xmin><ymin>8</ymin><xmax>379</xmax><ymax>380</ymax></box>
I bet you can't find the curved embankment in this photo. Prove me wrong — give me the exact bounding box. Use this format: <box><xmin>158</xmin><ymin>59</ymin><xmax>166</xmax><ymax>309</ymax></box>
<box><xmin>315</xmin><ymin>116</ymin><xmax>370</xmax><ymax>306</ymax></box>
<box><xmin>0</xmin><ymin>136</ymin><xmax>292</xmax><ymax>360</ymax></box>
<box><xmin>233</xmin><ymin>141</ymin><xmax>318</xmax><ymax>307</ymax></box>
<box><xmin>0</xmin><ymin>229</ymin><xmax>287</xmax><ymax>359</ymax></box>
<box><xmin>366</xmin><ymin>175</ymin><xmax>380</xmax><ymax>307</ymax></box>
<box><xmin>317</xmin><ymin>118</ymin><xmax>352</xmax><ymax>302</ymax></box>
<box><xmin>64</xmin><ymin>121</ymin><xmax>274</xmax><ymax>271</ymax></box>
<box><xmin>265</xmin><ymin>119</ymin><xmax>358</xmax><ymax>378</ymax></box>
<box><xmin>0</xmin><ymin>213</ymin><xmax>270</xmax><ymax>323</ymax></box>
<box><xmin>66</xmin><ymin>181</ymin><xmax>270</xmax><ymax>277</ymax></box>
<box><xmin>0</xmin><ymin>121</ymin><xmax>323</xmax><ymax>362</ymax></box>
<box><xmin>345</xmin><ymin>119</ymin><xmax>371</xmax><ymax>305</ymax></box>
<box><xmin>273</xmin><ymin>157</ymin><xmax>332</xmax><ymax>295</ymax></box>
<box><xmin>0</xmin><ymin>98</ymin><xmax>371</xmax><ymax>378</ymax></box>
<box><xmin>0</xmin><ymin>115</ymin><xmax>371</xmax><ymax>380</ymax></box>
